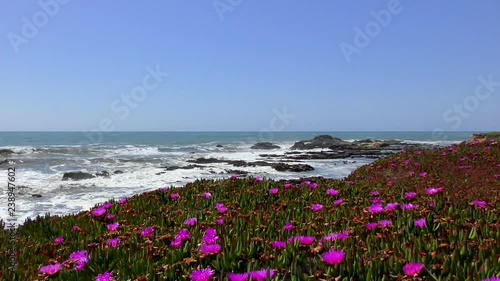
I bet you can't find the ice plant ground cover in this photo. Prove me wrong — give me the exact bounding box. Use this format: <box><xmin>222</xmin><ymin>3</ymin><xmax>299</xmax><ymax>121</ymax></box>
<box><xmin>0</xmin><ymin>141</ymin><xmax>499</xmax><ymax>280</ymax></box>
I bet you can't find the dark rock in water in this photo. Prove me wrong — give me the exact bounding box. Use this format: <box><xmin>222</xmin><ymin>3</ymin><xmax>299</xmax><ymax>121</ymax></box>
<box><xmin>353</xmin><ymin>139</ymin><xmax>373</xmax><ymax>144</ymax></box>
<box><xmin>114</xmin><ymin>170</ymin><xmax>124</xmax><ymax>174</ymax></box>
<box><xmin>32</xmin><ymin>194</ymin><xmax>42</xmax><ymax>198</ymax></box>
<box><xmin>259</xmin><ymin>154</ymin><xmax>281</xmax><ymax>158</ymax></box>
<box><xmin>291</xmin><ymin>135</ymin><xmax>350</xmax><ymax>150</ymax></box>
<box><xmin>272</xmin><ymin>163</ymin><xmax>314</xmax><ymax>172</ymax></box>
<box><xmin>96</xmin><ymin>171</ymin><xmax>110</xmax><ymax>178</ymax></box>
<box><xmin>0</xmin><ymin>149</ymin><xmax>15</xmax><ymax>155</ymax></box>
<box><xmin>0</xmin><ymin>159</ymin><xmax>9</xmax><ymax>166</ymax></box>
<box><xmin>251</xmin><ymin>142</ymin><xmax>281</xmax><ymax>150</ymax></box>
<box><xmin>162</xmin><ymin>164</ymin><xmax>204</xmax><ymax>171</ymax></box>
<box><xmin>189</xmin><ymin>157</ymin><xmax>222</xmax><ymax>164</ymax></box>
<box><xmin>224</xmin><ymin>169</ymin><xmax>249</xmax><ymax>175</ymax></box>
<box><xmin>62</xmin><ymin>172</ymin><xmax>95</xmax><ymax>181</ymax></box>
<box><xmin>216</xmin><ymin>144</ymin><xmax>223</xmax><ymax>148</ymax></box>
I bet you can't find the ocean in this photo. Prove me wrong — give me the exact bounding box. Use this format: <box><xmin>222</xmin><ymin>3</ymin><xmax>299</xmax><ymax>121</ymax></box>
<box><xmin>0</xmin><ymin>131</ymin><xmax>476</xmax><ymax>225</ymax></box>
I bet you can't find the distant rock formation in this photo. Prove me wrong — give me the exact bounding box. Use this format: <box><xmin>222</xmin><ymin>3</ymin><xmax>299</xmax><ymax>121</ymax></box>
<box><xmin>251</xmin><ymin>142</ymin><xmax>281</xmax><ymax>150</ymax></box>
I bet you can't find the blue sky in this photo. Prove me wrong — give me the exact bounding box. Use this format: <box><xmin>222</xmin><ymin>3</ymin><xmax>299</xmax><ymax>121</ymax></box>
<box><xmin>1</xmin><ymin>1</ymin><xmax>499</xmax><ymax>131</ymax></box>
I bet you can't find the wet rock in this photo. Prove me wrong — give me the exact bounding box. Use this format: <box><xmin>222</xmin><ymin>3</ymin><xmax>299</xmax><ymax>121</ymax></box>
<box><xmin>272</xmin><ymin>163</ymin><xmax>314</xmax><ymax>172</ymax></box>
<box><xmin>0</xmin><ymin>149</ymin><xmax>15</xmax><ymax>155</ymax></box>
<box><xmin>32</xmin><ymin>194</ymin><xmax>42</xmax><ymax>198</ymax></box>
<box><xmin>224</xmin><ymin>169</ymin><xmax>249</xmax><ymax>175</ymax></box>
<box><xmin>96</xmin><ymin>171</ymin><xmax>110</xmax><ymax>178</ymax></box>
<box><xmin>62</xmin><ymin>172</ymin><xmax>95</xmax><ymax>181</ymax></box>
<box><xmin>161</xmin><ymin>164</ymin><xmax>204</xmax><ymax>171</ymax></box>
<box><xmin>251</xmin><ymin>142</ymin><xmax>281</xmax><ymax>150</ymax></box>
<box><xmin>291</xmin><ymin>135</ymin><xmax>350</xmax><ymax>150</ymax></box>
<box><xmin>216</xmin><ymin>144</ymin><xmax>223</xmax><ymax>148</ymax></box>
<box><xmin>114</xmin><ymin>170</ymin><xmax>124</xmax><ymax>174</ymax></box>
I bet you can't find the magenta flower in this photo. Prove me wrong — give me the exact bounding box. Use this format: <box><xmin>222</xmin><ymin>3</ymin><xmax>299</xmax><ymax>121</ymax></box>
<box><xmin>402</xmin><ymin>262</ymin><xmax>425</xmax><ymax>276</ymax></box>
<box><xmin>269</xmin><ymin>188</ymin><xmax>279</xmax><ymax>194</ymax></box>
<box><xmin>472</xmin><ymin>200</ymin><xmax>487</xmax><ymax>208</ymax></box>
<box><xmin>334</xmin><ymin>199</ymin><xmax>343</xmax><ymax>205</ymax></box>
<box><xmin>102</xmin><ymin>202</ymin><xmax>112</xmax><ymax>209</ymax></box>
<box><xmin>371</xmin><ymin>198</ymin><xmax>381</xmax><ymax>204</ymax></box>
<box><xmin>106</xmin><ymin>237</ymin><xmax>120</xmax><ymax>248</ymax></box>
<box><xmin>272</xmin><ymin>241</ymin><xmax>286</xmax><ymax>249</ymax></box>
<box><xmin>426</xmin><ymin>187</ymin><xmax>443</xmax><ymax>195</ymax></box>
<box><xmin>200</xmin><ymin>244</ymin><xmax>221</xmax><ymax>255</ymax></box>
<box><xmin>283</xmin><ymin>222</ymin><xmax>293</xmax><ymax>230</ymax></box>
<box><xmin>176</xmin><ymin>229</ymin><xmax>190</xmax><ymax>241</ymax></box>
<box><xmin>217</xmin><ymin>206</ymin><xmax>227</xmax><ymax>214</ymax></box>
<box><xmin>429</xmin><ymin>201</ymin><xmax>436</xmax><ymax>208</ymax></box>
<box><xmin>415</xmin><ymin>218</ymin><xmax>426</xmax><ymax>228</ymax></box>
<box><xmin>311</xmin><ymin>204</ymin><xmax>324</xmax><ymax>212</ymax></box>
<box><xmin>379</xmin><ymin>220</ymin><xmax>392</xmax><ymax>227</ymax></box>
<box><xmin>322</xmin><ymin>250</ymin><xmax>345</xmax><ymax>265</ymax></box>
<box><xmin>202</xmin><ymin>233</ymin><xmax>219</xmax><ymax>245</ymax></box>
<box><xmin>141</xmin><ymin>226</ymin><xmax>154</xmax><ymax>237</ymax></box>
<box><xmin>95</xmin><ymin>271</ymin><xmax>113</xmax><ymax>281</ymax></box>
<box><xmin>107</xmin><ymin>222</ymin><xmax>119</xmax><ymax>231</ymax></box>
<box><xmin>71</xmin><ymin>225</ymin><xmax>82</xmax><ymax>231</ymax></box>
<box><xmin>216</xmin><ymin>217</ymin><xmax>224</xmax><ymax>225</ymax></box>
<box><xmin>105</xmin><ymin>214</ymin><xmax>115</xmax><ymax>220</ymax></box>
<box><xmin>327</xmin><ymin>189</ymin><xmax>339</xmax><ymax>196</ymax></box>
<box><xmin>171</xmin><ymin>238</ymin><xmax>182</xmax><ymax>248</ymax></box>
<box><xmin>482</xmin><ymin>277</ymin><xmax>500</xmax><ymax>281</ymax></box>
<box><xmin>401</xmin><ymin>203</ymin><xmax>417</xmax><ymax>210</ymax></box>
<box><xmin>184</xmin><ymin>218</ymin><xmax>197</xmax><ymax>226</ymax></box>
<box><xmin>68</xmin><ymin>250</ymin><xmax>89</xmax><ymax>271</ymax></box>
<box><xmin>118</xmin><ymin>198</ymin><xmax>127</xmax><ymax>204</ymax></box>
<box><xmin>288</xmin><ymin>235</ymin><xmax>315</xmax><ymax>245</ymax></box>
<box><xmin>309</xmin><ymin>183</ymin><xmax>318</xmax><ymax>189</ymax></box>
<box><xmin>301</xmin><ymin>181</ymin><xmax>311</xmax><ymax>186</ymax></box>
<box><xmin>366</xmin><ymin>222</ymin><xmax>378</xmax><ymax>230</ymax></box>
<box><xmin>405</xmin><ymin>192</ymin><xmax>417</xmax><ymax>199</ymax></box>
<box><xmin>385</xmin><ymin>202</ymin><xmax>399</xmax><ymax>211</ymax></box>
<box><xmin>369</xmin><ymin>204</ymin><xmax>384</xmax><ymax>214</ymax></box>
<box><xmin>54</xmin><ymin>236</ymin><xmax>64</xmax><ymax>244</ymax></box>
<box><xmin>92</xmin><ymin>207</ymin><xmax>106</xmax><ymax>217</ymax></box>
<box><xmin>40</xmin><ymin>263</ymin><xmax>62</xmax><ymax>275</ymax></box>
<box><xmin>249</xmin><ymin>269</ymin><xmax>275</xmax><ymax>281</ymax></box>
<box><xmin>255</xmin><ymin>176</ymin><xmax>262</xmax><ymax>181</ymax></box>
<box><xmin>419</xmin><ymin>172</ymin><xmax>427</xmax><ymax>177</ymax></box>
<box><xmin>231</xmin><ymin>175</ymin><xmax>238</xmax><ymax>179</ymax></box>
<box><xmin>215</xmin><ymin>202</ymin><xmax>225</xmax><ymax>209</ymax></box>
<box><xmin>323</xmin><ymin>232</ymin><xmax>348</xmax><ymax>242</ymax></box>
<box><xmin>190</xmin><ymin>268</ymin><xmax>215</xmax><ymax>281</ymax></box>
<box><xmin>416</xmin><ymin>151</ymin><xmax>422</xmax><ymax>155</ymax></box>
<box><xmin>202</xmin><ymin>192</ymin><xmax>212</xmax><ymax>198</ymax></box>
<box><xmin>170</xmin><ymin>193</ymin><xmax>179</xmax><ymax>199</ymax></box>
<box><xmin>347</xmin><ymin>180</ymin><xmax>354</xmax><ymax>185</ymax></box>
<box><xmin>284</xmin><ymin>183</ymin><xmax>291</xmax><ymax>188</ymax></box>
<box><xmin>227</xmin><ymin>273</ymin><xmax>249</xmax><ymax>281</ymax></box>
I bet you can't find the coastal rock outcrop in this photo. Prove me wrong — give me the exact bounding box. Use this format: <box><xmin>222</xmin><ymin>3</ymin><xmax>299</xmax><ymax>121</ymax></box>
<box><xmin>272</xmin><ymin>163</ymin><xmax>314</xmax><ymax>172</ymax></box>
<box><xmin>62</xmin><ymin>172</ymin><xmax>95</xmax><ymax>181</ymax></box>
<box><xmin>291</xmin><ymin>135</ymin><xmax>350</xmax><ymax>150</ymax></box>
<box><xmin>0</xmin><ymin>149</ymin><xmax>15</xmax><ymax>155</ymax></box>
<box><xmin>251</xmin><ymin>142</ymin><xmax>281</xmax><ymax>150</ymax></box>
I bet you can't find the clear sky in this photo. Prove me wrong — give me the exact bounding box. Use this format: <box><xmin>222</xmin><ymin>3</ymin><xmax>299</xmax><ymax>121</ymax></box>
<box><xmin>1</xmin><ymin>1</ymin><xmax>499</xmax><ymax>132</ymax></box>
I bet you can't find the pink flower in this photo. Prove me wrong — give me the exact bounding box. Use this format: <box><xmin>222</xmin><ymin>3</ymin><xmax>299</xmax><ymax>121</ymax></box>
<box><xmin>385</xmin><ymin>203</ymin><xmax>399</xmax><ymax>211</ymax></box>
<box><xmin>176</xmin><ymin>229</ymin><xmax>190</xmax><ymax>241</ymax></box>
<box><xmin>482</xmin><ymin>277</ymin><xmax>500</xmax><ymax>281</ymax></box>
<box><xmin>216</xmin><ymin>206</ymin><xmax>227</xmax><ymax>214</ymax></box>
<box><xmin>323</xmin><ymin>232</ymin><xmax>348</xmax><ymax>242</ymax></box>
<box><xmin>419</xmin><ymin>172</ymin><xmax>427</xmax><ymax>177</ymax></box>
<box><xmin>365</xmin><ymin>223</ymin><xmax>378</xmax><ymax>230</ymax></box>
<box><xmin>301</xmin><ymin>181</ymin><xmax>311</xmax><ymax>186</ymax></box>
<box><xmin>171</xmin><ymin>238</ymin><xmax>182</xmax><ymax>248</ymax></box>
<box><xmin>201</xmin><ymin>192</ymin><xmax>212</xmax><ymax>198</ymax></box>
<box><xmin>368</xmin><ymin>204</ymin><xmax>384</xmax><ymax>214</ymax></box>
<box><xmin>311</xmin><ymin>204</ymin><xmax>324</xmax><ymax>212</ymax></box>
<box><xmin>40</xmin><ymin>263</ymin><xmax>62</xmax><ymax>275</ymax></box>
<box><xmin>269</xmin><ymin>188</ymin><xmax>279</xmax><ymax>194</ymax></box>
<box><xmin>107</xmin><ymin>222</ymin><xmax>119</xmax><ymax>231</ymax></box>
<box><xmin>106</xmin><ymin>238</ymin><xmax>120</xmax><ymax>248</ymax></box>
<box><xmin>71</xmin><ymin>225</ymin><xmax>82</xmax><ymax>231</ymax></box>
<box><xmin>472</xmin><ymin>200</ymin><xmax>487</xmax><ymax>208</ymax></box>
<box><xmin>215</xmin><ymin>202</ymin><xmax>225</xmax><ymax>209</ymax></box>
<box><xmin>402</xmin><ymin>262</ymin><xmax>425</xmax><ymax>276</ymax></box>
<box><xmin>321</xmin><ymin>250</ymin><xmax>345</xmax><ymax>265</ymax></box>
<box><xmin>118</xmin><ymin>198</ymin><xmax>127</xmax><ymax>204</ymax></box>
<box><xmin>249</xmin><ymin>269</ymin><xmax>275</xmax><ymax>281</ymax></box>
<box><xmin>255</xmin><ymin>176</ymin><xmax>262</xmax><ymax>181</ymax></box>
<box><xmin>105</xmin><ymin>214</ymin><xmax>115</xmax><ymax>220</ymax></box>
<box><xmin>387</xmin><ymin>181</ymin><xmax>394</xmax><ymax>186</ymax></box>
<box><xmin>405</xmin><ymin>192</ymin><xmax>417</xmax><ymax>199</ymax></box>
<box><xmin>401</xmin><ymin>203</ymin><xmax>417</xmax><ymax>210</ymax></box>
<box><xmin>309</xmin><ymin>183</ymin><xmax>318</xmax><ymax>189</ymax></box>
<box><xmin>102</xmin><ymin>202</ymin><xmax>112</xmax><ymax>209</ymax></box>
<box><xmin>426</xmin><ymin>187</ymin><xmax>443</xmax><ymax>195</ymax></box>
<box><xmin>284</xmin><ymin>183</ymin><xmax>291</xmax><ymax>188</ymax></box>
<box><xmin>216</xmin><ymin>217</ymin><xmax>224</xmax><ymax>225</ymax></box>
<box><xmin>283</xmin><ymin>222</ymin><xmax>293</xmax><ymax>230</ymax></box>
<box><xmin>369</xmin><ymin>190</ymin><xmax>379</xmax><ymax>196</ymax></box>
<box><xmin>271</xmin><ymin>241</ymin><xmax>286</xmax><ymax>249</ymax></box>
<box><xmin>288</xmin><ymin>235</ymin><xmax>315</xmax><ymax>245</ymax></box>
<box><xmin>170</xmin><ymin>193</ymin><xmax>179</xmax><ymax>199</ymax></box>
<box><xmin>227</xmin><ymin>273</ymin><xmax>249</xmax><ymax>281</ymax></box>
<box><xmin>189</xmin><ymin>268</ymin><xmax>214</xmax><ymax>281</ymax></box>
<box><xmin>416</xmin><ymin>151</ymin><xmax>422</xmax><ymax>155</ymax></box>
<box><xmin>184</xmin><ymin>218</ymin><xmax>197</xmax><ymax>226</ymax></box>
<box><xmin>141</xmin><ymin>226</ymin><xmax>154</xmax><ymax>237</ymax></box>
<box><xmin>415</xmin><ymin>218</ymin><xmax>426</xmax><ymax>228</ymax></box>
<box><xmin>54</xmin><ymin>237</ymin><xmax>64</xmax><ymax>244</ymax></box>
<box><xmin>92</xmin><ymin>207</ymin><xmax>106</xmax><ymax>217</ymax></box>
<box><xmin>347</xmin><ymin>180</ymin><xmax>354</xmax><ymax>185</ymax></box>
<box><xmin>379</xmin><ymin>220</ymin><xmax>392</xmax><ymax>227</ymax></box>
<box><xmin>67</xmin><ymin>250</ymin><xmax>89</xmax><ymax>271</ymax></box>
<box><xmin>231</xmin><ymin>175</ymin><xmax>238</xmax><ymax>179</ymax></box>
<box><xmin>327</xmin><ymin>189</ymin><xmax>339</xmax><ymax>196</ymax></box>
<box><xmin>95</xmin><ymin>271</ymin><xmax>113</xmax><ymax>281</ymax></box>
<box><xmin>371</xmin><ymin>198</ymin><xmax>381</xmax><ymax>204</ymax></box>
<box><xmin>334</xmin><ymin>199</ymin><xmax>343</xmax><ymax>205</ymax></box>
<box><xmin>200</xmin><ymin>244</ymin><xmax>221</xmax><ymax>255</ymax></box>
